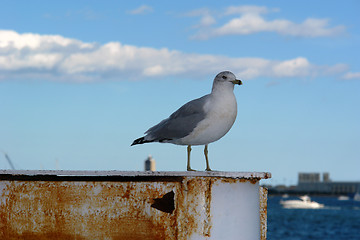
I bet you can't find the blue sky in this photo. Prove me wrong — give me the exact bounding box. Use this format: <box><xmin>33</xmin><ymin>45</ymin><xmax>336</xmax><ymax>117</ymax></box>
<box><xmin>0</xmin><ymin>0</ymin><xmax>359</xmax><ymax>185</ymax></box>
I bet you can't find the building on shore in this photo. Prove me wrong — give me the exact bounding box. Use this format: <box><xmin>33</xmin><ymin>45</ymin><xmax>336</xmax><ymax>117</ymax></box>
<box><xmin>144</xmin><ymin>155</ymin><xmax>156</xmax><ymax>171</ymax></box>
<box><xmin>267</xmin><ymin>172</ymin><xmax>360</xmax><ymax>196</ymax></box>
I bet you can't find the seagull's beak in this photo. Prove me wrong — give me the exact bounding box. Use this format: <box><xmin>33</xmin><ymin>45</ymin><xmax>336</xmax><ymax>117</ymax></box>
<box><xmin>231</xmin><ymin>79</ymin><xmax>242</xmax><ymax>85</ymax></box>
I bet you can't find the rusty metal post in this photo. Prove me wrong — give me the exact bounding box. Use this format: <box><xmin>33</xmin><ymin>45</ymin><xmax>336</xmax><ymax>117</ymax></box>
<box><xmin>0</xmin><ymin>170</ymin><xmax>270</xmax><ymax>240</ymax></box>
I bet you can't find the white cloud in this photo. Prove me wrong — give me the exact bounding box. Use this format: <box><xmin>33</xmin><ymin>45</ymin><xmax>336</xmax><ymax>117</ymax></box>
<box><xmin>0</xmin><ymin>30</ymin><xmax>349</xmax><ymax>82</ymax></box>
<box><xmin>0</xmin><ymin>30</ymin><xmax>92</xmax><ymax>50</ymax></box>
<box><xmin>186</xmin><ymin>8</ymin><xmax>216</xmax><ymax>28</ymax></box>
<box><xmin>342</xmin><ymin>72</ymin><xmax>360</xmax><ymax>80</ymax></box>
<box><xmin>224</xmin><ymin>5</ymin><xmax>276</xmax><ymax>15</ymax></box>
<box><xmin>128</xmin><ymin>5</ymin><xmax>153</xmax><ymax>15</ymax></box>
<box><xmin>272</xmin><ymin>57</ymin><xmax>311</xmax><ymax>77</ymax></box>
<box><xmin>198</xmin><ymin>14</ymin><xmax>216</xmax><ymax>28</ymax></box>
<box><xmin>190</xmin><ymin>5</ymin><xmax>345</xmax><ymax>39</ymax></box>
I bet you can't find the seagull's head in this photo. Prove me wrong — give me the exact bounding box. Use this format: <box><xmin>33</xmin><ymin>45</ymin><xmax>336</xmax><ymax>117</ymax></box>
<box><xmin>215</xmin><ymin>71</ymin><xmax>242</xmax><ymax>85</ymax></box>
<box><xmin>212</xmin><ymin>71</ymin><xmax>242</xmax><ymax>91</ymax></box>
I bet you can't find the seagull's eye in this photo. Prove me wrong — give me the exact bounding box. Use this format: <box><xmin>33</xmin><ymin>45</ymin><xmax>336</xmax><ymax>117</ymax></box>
<box><xmin>222</xmin><ymin>76</ymin><xmax>227</xmax><ymax>80</ymax></box>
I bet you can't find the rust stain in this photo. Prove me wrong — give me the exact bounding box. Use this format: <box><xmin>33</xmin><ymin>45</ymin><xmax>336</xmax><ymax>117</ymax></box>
<box><xmin>263</xmin><ymin>172</ymin><xmax>271</xmax><ymax>179</ymax></box>
<box><xmin>215</xmin><ymin>177</ymin><xmax>260</xmax><ymax>185</ymax></box>
<box><xmin>249</xmin><ymin>178</ymin><xmax>260</xmax><ymax>184</ymax></box>
<box><xmin>0</xmin><ymin>180</ymin><xmax>178</xmax><ymax>239</ymax></box>
<box><xmin>203</xmin><ymin>178</ymin><xmax>212</xmax><ymax>237</ymax></box>
<box><xmin>259</xmin><ymin>186</ymin><xmax>268</xmax><ymax>240</ymax></box>
<box><xmin>0</xmin><ymin>231</ymin><xmax>87</xmax><ymax>240</ymax></box>
<box><xmin>179</xmin><ymin>178</ymin><xmax>201</xmax><ymax>237</ymax></box>
<box><xmin>175</xmin><ymin>177</ymin><xmax>214</xmax><ymax>239</ymax></box>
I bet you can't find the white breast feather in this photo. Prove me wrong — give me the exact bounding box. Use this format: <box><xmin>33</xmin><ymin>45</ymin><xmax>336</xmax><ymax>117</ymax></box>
<box><xmin>179</xmin><ymin>91</ymin><xmax>237</xmax><ymax>145</ymax></box>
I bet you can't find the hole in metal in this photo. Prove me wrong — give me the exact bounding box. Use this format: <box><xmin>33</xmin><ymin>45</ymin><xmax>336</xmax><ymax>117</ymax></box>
<box><xmin>151</xmin><ymin>191</ymin><xmax>175</xmax><ymax>214</ymax></box>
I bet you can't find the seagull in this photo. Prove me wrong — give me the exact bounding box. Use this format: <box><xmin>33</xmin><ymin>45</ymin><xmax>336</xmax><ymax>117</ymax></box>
<box><xmin>131</xmin><ymin>71</ymin><xmax>242</xmax><ymax>171</ymax></box>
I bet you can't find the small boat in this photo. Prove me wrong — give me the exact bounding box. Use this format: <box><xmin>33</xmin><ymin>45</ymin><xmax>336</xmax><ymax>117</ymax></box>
<box><xmin>354</xmin><ymin>192</ymin><xmax>360</xmax><ymax>201</ymax></box>
<box><xmin>280</xmin><ymin>195</ymin><xmax>324</xmax><ymax>209</ymax></box>
<box><xmin>282</xmin><ymin>194</ymin><xmax>289</xmax><ymax>199</ymax></box>
<box><xmin>338</xmin><ymin>195</ymin><xmax>350</xmax><ymax>201</ymax></box>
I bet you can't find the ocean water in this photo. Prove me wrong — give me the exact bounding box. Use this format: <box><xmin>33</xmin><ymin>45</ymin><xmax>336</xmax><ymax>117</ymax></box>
<box><xmin>267</xmin><ymin>196</ymin><xmax>360</xmax><ymax>240</ymax></box>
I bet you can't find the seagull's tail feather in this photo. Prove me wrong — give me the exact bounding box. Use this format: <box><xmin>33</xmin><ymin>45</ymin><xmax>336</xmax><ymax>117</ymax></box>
<box><xmin>131</xmin><ymin>137</ymin><xmax>153</xmax><ymax>146</ymax></box>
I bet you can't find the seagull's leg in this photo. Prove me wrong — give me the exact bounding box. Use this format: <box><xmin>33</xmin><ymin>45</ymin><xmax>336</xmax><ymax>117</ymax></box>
<box><xmin>204</xmin><ymin>144</ymin><xmax>212</xmax><ymax>171</ymax></box>
<box><xmin>187</xmin><ymin>145</ymin><xmax>195</xmax><ymax>171</ymax></box>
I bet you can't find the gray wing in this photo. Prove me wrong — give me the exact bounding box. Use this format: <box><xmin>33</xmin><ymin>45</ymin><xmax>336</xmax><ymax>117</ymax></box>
<box><xmin>145</xmin><ymin>94</ymin><xmax>209</xmax><ymax>141</ymax></box>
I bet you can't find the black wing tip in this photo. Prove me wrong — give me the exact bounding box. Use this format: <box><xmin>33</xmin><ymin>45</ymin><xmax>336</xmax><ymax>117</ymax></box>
<box><xmin>131</xmin><ymin>137</ymin><xmax>152</xmax><ymax>146</ymax></box>
<box><xmin>131</xmin><ymin>136</ymin><xmax>174</xmax><ymax>146</ymax></box>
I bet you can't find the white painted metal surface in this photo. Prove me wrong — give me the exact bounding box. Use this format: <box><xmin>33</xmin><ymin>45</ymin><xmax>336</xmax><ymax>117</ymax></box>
<box><xmin>210</xmin><ymin>180</ymin><xmax>261</xmax><ymax>239</ymax></box>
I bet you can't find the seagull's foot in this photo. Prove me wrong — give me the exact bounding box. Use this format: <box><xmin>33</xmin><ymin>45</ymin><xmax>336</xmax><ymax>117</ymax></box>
<box><xmin>187</xmin><ymin>167</ymin><xmax>196</xmax><ymax>171</ymax></box>
<box><xmin>205</xmin><ymin>167</ymin><xmax>212</xmax><ymax>171</ymax></box>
